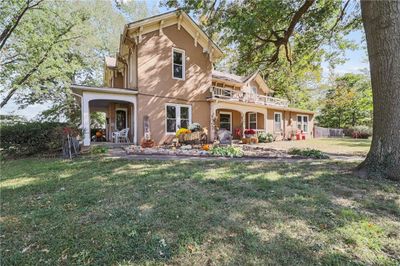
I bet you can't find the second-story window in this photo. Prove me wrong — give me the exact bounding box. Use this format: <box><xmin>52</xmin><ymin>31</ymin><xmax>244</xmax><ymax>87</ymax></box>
<box><xmin>172</xmin><ymin>48</ymin><xmax>185</xmax><ymax>80</ymax></box>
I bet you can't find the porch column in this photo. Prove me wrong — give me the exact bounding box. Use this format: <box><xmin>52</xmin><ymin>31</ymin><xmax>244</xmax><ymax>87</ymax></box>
<box><xmin>241</xmin><ymin>112</ymin><xmax>246</xmax><ymax>133</ymax></box>
<box><xmin>264</xmin><ymin>111</ymin><xmax>268</xmax><ymax>133</ymax></box>
<box><xmin>82</xmin><ymin>94</ymin><xmax>90</xmax><ymax>146</ymax></box>
<box><xmin>210</xmin><ymin>103</ymin><xmax>217</xmax><ymax>141</ymax></box>
<box><xmin>133</xmin><ymin>101</ymin><xmax>138</xmax><ymax>145</ymax></box>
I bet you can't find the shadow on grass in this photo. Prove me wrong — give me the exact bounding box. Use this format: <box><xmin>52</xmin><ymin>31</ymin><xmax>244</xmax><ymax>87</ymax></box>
<box><xmin>325</xmin><ymin>138</ymin><xmax>371</xmax><ymax>148</ymax></box>
<box><xmin>1</xmin><ymin>157</ymin><xmax>398</xmax><ymax>265</ymax></box>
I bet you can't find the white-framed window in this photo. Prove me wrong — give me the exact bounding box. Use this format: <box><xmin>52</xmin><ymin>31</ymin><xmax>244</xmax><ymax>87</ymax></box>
<box><xmin>219</xmin><ymin>111</ymin><xmax>232</xmax><ymax>132</ymax></box>
<box><xmin>248</xmin><ymin>112</ymin><xmax>257</xmax><ymax>129</ymax></box>
<box><xmin>297</xmin><ymin>115</ymin><xmax>309</xmax><ymax>132</ymax></box>
<box><xmin>274</xmin><ymin>112</ymin><xmax>282</xmax><ymax>132</ymax></box>
<box><xmin>172</xmin><ymin>48</ymin><xmax>185</xmax><ymax>80</ymax></box>
<box><xmin>250</xmin><ymin>87</ymin><xmax>257</xmax><ymax>94</ymax></box>
<box><xmin>165</xmin><ymin>103</ymin><xmax>192</xmax><ymax>134</ymax></box>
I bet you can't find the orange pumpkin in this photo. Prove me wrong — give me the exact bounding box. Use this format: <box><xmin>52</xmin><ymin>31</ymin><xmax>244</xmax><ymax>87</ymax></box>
<box><xmin>95</xmin><ymin>131</ymin><xmax>103</xmax><ymax>138</ymax></box>
<box><xmin>202</xmin><ymin>144</ymin><xmax>210</xmax><ymax>151</ymax></box>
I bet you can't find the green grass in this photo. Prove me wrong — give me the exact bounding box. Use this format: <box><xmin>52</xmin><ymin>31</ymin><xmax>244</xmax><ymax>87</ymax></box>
<box><xmin>263</xmin><ymin>137</ymin><xmax>371</xmax><ymax>156</ymax></box>
<box><xmin>1</xmin><ymin>157</ymin><xmax>399</xmax><ymax>265</ymax></box>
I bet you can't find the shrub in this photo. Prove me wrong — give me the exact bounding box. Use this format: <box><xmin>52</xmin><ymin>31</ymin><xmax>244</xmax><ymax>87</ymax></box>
<box><xmin>0</xmin><ymin>122</ymin><xmax>80</xmax><ymax>157</ymax></box>
<box><xmin>90</xmin><ymin>145</ymin><xmax>108</xmax><ymax>154</ymax></box>
<box><xmin>288</xmin><ymin>148</ymin><xmax>329</xmax><ymax>159</ymax></box>
<box><xmin>258</xmin><ymin>132</ymin><xmax>274</xmax><ymax>143</ymax></box>
<box><xmin>350</xmin><ymin>126</ymin><xmax>372</xmax><ymax>139</ymax></box>
<box><xmin>210</xmin><ymin>146</ymin><xmax>244</xmax><ymax>157</ymax></box>
<box><xmin>176</xmin><ymin>128</ymin><xmax>191</xmax><ymax>137</ymax></box>
<box><xmin>188</xmin><ymin>123</ymin><xmax>202</xmax><ymax>132</ymax></box>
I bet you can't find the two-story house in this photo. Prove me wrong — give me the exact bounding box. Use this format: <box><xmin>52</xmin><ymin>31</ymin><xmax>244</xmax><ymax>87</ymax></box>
<box><xmin>71</xmin><ymin>10</ymin><xmax>314</xmax><ymax>146</ymax></box>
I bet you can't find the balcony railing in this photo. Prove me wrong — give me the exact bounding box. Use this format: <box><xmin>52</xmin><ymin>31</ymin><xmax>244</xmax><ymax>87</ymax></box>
<box><xmin>210</xmin><ymin>86</ymin><xmax>289</xmax><ymax>107</ymax></box>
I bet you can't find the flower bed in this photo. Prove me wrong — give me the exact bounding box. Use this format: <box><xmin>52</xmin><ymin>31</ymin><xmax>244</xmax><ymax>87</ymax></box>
<box><xmin>124</xmin><ymin>144</ymin><xmax>299</xmax><ymax>159</ymax></box>
<box><xmin>124</xmin><ymin>145</ymin><xmax>210</xmax><ymax>157</ymax></box>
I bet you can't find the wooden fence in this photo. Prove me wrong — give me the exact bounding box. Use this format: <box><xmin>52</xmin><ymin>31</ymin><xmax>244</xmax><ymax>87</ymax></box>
<box><xmin>314</xmin><ymin>126</ymin><xmax>344</xmax><ymax>138</ymax></box>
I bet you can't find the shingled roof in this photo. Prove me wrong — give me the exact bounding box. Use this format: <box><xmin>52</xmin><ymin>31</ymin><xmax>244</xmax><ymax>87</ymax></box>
<box><xmin>212</xmin><ymin>70</ymin><xmax>246</xmax><ymax>84</ymax></box>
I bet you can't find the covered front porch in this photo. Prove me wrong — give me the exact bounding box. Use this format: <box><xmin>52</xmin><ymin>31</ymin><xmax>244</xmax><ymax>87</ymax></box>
<box><xmin>71</xmin><ymin>85</ymin><xmax>138</xmax><ymax>146</ymax></box>
<box><xmin>210</xmin><ymin>101</ymin><xmax>268</xmax><ymax>141</ymax></box>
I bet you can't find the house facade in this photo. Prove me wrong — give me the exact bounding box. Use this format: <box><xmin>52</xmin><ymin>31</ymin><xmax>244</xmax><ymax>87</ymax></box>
<box><xmin>71</xmin><ymin>10</ymin><xmax>314</xmax><ymax>146</ymax></box>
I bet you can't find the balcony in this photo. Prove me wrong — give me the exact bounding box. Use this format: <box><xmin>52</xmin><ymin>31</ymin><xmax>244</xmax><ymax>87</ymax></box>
<box><xmin>210</xmin><ymin>86</ymin><xmax>289</xmax><ymax>107</ymax></box>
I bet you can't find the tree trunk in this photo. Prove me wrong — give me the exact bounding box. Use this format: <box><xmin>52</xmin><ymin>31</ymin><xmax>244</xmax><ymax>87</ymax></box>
<box><xmin>356</xmin><ymin>0</ymin><xmax>400</xmax><ymax>181</ymax></box>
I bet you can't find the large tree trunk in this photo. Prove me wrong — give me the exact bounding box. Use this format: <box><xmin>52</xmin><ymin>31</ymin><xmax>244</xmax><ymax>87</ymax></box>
<box><xmin>356</xmin><ymin>1</ymin><xmax>400</xmax><ymax>181</ymax></box>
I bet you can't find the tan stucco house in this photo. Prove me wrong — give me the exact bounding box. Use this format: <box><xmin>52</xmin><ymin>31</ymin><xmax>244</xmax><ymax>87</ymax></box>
<box><xmin>71</xmin><ymin>10</ymin><xmax>314</xmax><ymax>146</ymax></box>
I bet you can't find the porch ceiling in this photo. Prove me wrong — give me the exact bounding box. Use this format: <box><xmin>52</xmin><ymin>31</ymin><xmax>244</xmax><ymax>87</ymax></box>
<box><xmin>89</xmin><ymin>100</ymin><xmax>132</xmax><ymax>109</ymax></box>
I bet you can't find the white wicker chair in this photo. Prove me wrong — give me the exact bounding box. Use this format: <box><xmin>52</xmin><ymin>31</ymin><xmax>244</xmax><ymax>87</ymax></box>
<box><xmin>112</xmin><ymin>128</ymin><xmax>130</xmax><ymax>143</ymax></box>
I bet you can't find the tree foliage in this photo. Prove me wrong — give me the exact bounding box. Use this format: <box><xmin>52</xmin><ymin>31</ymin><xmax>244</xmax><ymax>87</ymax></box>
<box><xmin>317</xmin><ymin>73</ymin><xmax>372</xmax><ymax>128</ymax></box>
<box><xmin>164</xmin><ymin>0</ymin><xmax>362</xmax><ymax>109</ymax></box>
<box><xmin>0</xmin><ymin>0</ymin><xmax>151</xmax><ymax>121</ymax></box>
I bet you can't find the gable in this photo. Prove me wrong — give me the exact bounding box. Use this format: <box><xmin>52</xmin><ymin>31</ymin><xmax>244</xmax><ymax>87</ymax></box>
<box><xmin>123</xmin><ymin>11</ymin><xmax>223</xmax><ymax>62</ymax></box>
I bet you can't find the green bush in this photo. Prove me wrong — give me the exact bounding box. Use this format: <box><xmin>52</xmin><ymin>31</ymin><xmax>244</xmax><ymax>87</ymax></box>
<box><xmin>288</xmin><ymin>148</ymin><xmax>329</xmax><ymax>159</ymax></box>
<box><xmin>350</xmin><ymin>126</ymin><xmax>372</xmax><ymax>139</ymax></box>
<box><xmin>0</xmin><ymin>122</ymin><xmax>80</xmax><ymax>157</ymax></box>
<box><xmin>258</xmin><ymin>132</ymin><xmax>274</xmax><ymax>143</ymax></box>
<box><xmin>90</xmin><ymin>145</ymin><xmax>108</xmax><ymax>154</ymax></box>
<box><xmin>210</xmin><ymin>145</ymin><xmax>244</xmax><ymax>157</ymax></box>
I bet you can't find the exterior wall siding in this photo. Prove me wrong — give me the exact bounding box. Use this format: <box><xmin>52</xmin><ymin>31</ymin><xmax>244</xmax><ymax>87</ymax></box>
<box><xmin>136</xmin><ymin>24</ymin><xmax>212</xmax><ymax>144</ymax></box>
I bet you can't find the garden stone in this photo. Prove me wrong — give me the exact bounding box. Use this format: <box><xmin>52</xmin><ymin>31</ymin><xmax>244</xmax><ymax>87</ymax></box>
<box><xmin>181</xmin><ymin>145</ymin><xmax>192</xmax><ymax>150</ymax></box>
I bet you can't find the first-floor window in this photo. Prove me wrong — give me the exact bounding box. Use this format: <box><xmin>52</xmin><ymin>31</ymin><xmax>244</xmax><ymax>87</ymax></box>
<box><xmin>166</xmin><ymin>104</ymin><xmax>191</xmax><ymax>133</ymax></box>
<box><xmin>248</xmin><ymin>112</ymin><xmax>257</xmax><ymax>129</ymax></box>
<box><xmin>297</xmin><ymin>115</ymin><xmax>309</xmax><ymax>132</ymax></box>
<box><xmin>219</xmin><ymin>112</ymin><xmax>232</xmax><ymax>132</ymax></box>
<box><xmin>274</xmin><ymin>112</ymin><xmax>282</xmax><ymax>132</ymax></box>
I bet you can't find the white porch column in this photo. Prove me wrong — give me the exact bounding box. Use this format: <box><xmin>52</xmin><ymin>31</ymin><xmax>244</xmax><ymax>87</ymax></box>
<box><xmin>82</xmin><ymin>94</ymin><xmax>90</xmax><ymax>146</ymax></box>
<box><xmin>264</xmin><ymin>111</ymin><xmax>268</xmax><ymax>133</ymax></box>
<box><xmin>241</xmin><ymin>111</ymin><xmax>246</xmax><ymax>132</ymax></box>
<box><xmin>210</xmin><ymin>102</ymin><xmax>217</xmax><ymax>141</ymax></box>
<box><xmin>133</xmin><ymin>100</ymin><xmax>138</xmax><ymax>145</ymax></box>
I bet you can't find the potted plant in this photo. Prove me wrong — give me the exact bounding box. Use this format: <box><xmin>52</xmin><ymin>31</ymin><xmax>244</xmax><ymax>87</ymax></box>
<box><xmin>244</xmin><ymin>129</ymin><xmax>256</xmax><ymax>138</ymax></box>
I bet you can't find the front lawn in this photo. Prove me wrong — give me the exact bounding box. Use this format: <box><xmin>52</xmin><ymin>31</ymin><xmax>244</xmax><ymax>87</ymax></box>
<box><xmin>261</xmin><ymin>137</ymin><xmax>371</xmax><ymax>156</ymax></box>
<box><xmin>1</xmin><ymin>157</ymin><xmax>399</xmax><ymax>265</ymax></box>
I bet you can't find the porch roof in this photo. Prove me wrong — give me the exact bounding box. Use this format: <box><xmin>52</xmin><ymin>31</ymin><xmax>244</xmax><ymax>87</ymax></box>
<box><xmin>209</xmin><ymin>98</ymin><xmax>315</xmax><ymax>114</ymax></box>
<box><xmin>70</xmin><ymin>84</ymin><xmax>138</xmax><ymax>96</ymax></box>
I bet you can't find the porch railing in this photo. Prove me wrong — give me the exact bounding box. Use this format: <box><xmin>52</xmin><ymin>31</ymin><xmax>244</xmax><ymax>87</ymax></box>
<box><xmin>210</xmin><ymin>86</ymin><xmax>289</xmax><ymax>107</ymax></box>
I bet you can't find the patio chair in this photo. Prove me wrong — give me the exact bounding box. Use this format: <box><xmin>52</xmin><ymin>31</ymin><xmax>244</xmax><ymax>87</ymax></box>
<box><xmin>112</xmin><ymin>128</ymin><xmax>130</xmax><ymax>143</ymax></box>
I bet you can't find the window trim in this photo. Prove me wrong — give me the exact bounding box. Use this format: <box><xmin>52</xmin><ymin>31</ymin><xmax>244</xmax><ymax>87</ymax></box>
<box><xmin>297</xmin><ymin>114</ymin><xmax>309</xmax><ymax>133</ymax></box>
<box><xmin>172</xmin><ymin>47</ymin><xmax>185</xmax><ymax>80</ymax></box>
<box><xmin>115</xmin><ymin>108</ymin><xmax>128</xmax><ymax>131</ymax></box>
<box><xmin>219</xmin><ymin>111</ymin><xmax>232</xmax><ymax>133</ymax></box>
<box><xmin>274</xmin><ymin>112</ymin><xmax>283</xmax><ymax>132</ymax></box>
<box><xmin>165</xmin><ymin>103</ymin><xmax>192</xmax><ymax>135</ymax></box>
<box><xmin>247</xmin><ymin>112</ymin><xmax>257</xmax><ymax>130</ymax></box>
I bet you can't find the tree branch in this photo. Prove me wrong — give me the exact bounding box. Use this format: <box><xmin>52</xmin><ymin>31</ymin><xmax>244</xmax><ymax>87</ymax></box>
<box><xmin>1</xmin><ymin>23</ymin><xmax>76</xmax><ymax>108</ymax></box>
<box><xmin>267</xmin><ymin>0</ymin><xmax>315</xmax><ymax>65</ymax></box>
<box><xmin>0</xmin><ymin>0</ymin><xmax>44</xmax><ymax>51</ymax></box>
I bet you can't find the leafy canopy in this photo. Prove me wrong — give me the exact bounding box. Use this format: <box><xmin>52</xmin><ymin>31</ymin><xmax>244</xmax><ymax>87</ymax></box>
<box><xmin>164</xmin><ymin>0</ymin><xmax>362</xmax><ymax>109</ymax></box>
